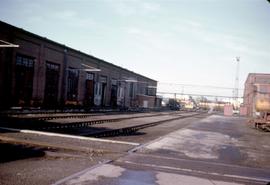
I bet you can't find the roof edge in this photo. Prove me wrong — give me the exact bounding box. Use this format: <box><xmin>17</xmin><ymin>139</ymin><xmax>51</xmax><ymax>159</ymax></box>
<box><xmin>0</xmin><ymin>20</ymin><xmax>157</xmax><ymax>82</ymax></box>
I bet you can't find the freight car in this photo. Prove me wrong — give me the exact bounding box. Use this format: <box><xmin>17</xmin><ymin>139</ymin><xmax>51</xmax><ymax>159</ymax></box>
<box><xmin>252</xmin><ymin>96</ymin><xmax>270</xmax><ymax>131</ymax></box>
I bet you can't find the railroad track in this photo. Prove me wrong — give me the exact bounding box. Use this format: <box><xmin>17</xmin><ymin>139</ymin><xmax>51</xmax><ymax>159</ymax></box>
<box><xmin>1</xmin><ymin>111</ymin><xmax>203</xmax><ymax>138</ymax></box>
<box><xmin>4</xmin><ymin>112</ymin><xmax>118</xmax><ymax>121</ymax></box>
<box><xmin>38</xmin><ymin>112</ymin><xmax>203</xmax><ymax>137</ymax></box>
<box><xmin>22</xmin><ymin>113</ymin><xmax>103</xmax><ymax>121</ymax></box>
<box><xmin>86</xmin><ymin>112</ymin><xmax>203</xmax><ymax>137</ymax></box>
<box><xmin>38</xmin><ymin>112</ymin><xmax>182</xmax><ymax>131</ymax></box>
<box><xmin>1</xmin><ymin>109</ymin><xmax>121</xmax><ymax>116</ymax></box>
<box><xmin>0</xmin><ymin>111</ymin><xmax>177</xmax><ymax>130</ymax></box>
<box><xmin>3</xmin><ymin>110</ymin><xmax>177</xmax><ymax>121</ymax></box>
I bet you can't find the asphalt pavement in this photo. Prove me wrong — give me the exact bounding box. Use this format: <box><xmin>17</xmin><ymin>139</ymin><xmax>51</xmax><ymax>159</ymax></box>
<box><xmin>1</xmin><ymin>113</ymin><xmax>270</xmax><ymax>185</ymax></box>
<box><xmin>54</xmin><ymin>115</ymin><xmax>270</xmax><ymax>185</ymax></box>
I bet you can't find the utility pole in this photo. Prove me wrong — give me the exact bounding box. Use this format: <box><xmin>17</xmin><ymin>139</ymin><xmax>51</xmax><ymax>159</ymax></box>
<box><xmin>181</xmin><ymin>86</ymin><xmax>184</xmax><ymax>100</ymax></box>
<box><xmin>234</xmin><ymin>57</ymin><xmax>240</xmax><ymax>108</ymax></box>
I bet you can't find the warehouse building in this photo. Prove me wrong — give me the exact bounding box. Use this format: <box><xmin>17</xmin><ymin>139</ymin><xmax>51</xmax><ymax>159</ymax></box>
<box><xmin>243</xmin><ymin>73</ymin><xmax>270</xmax><ymax>116</ymax></box>
<box><xmin>0</xmin><ymin>21</ymin><xmax>158</xmax><ymax>110</ymax></box>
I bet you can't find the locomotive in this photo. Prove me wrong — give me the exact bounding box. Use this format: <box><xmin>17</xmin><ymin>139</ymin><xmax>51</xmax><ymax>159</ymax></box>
<box><xmin>252</xmin><ymin>95</ymin><xmax>270</xmax><ymax>131</ymax></box>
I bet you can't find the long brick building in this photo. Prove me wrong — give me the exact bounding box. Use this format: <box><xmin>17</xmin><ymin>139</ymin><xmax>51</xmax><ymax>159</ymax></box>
<box><xmin>0</xmin><ymin>21</ymin><xmax>158</xmax><ymax>110</ymax></box>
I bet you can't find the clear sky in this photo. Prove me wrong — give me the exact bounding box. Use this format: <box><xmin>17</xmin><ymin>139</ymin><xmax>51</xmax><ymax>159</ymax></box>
<box><xmin>1</xmin><ymin>0</ymin><xmax>270</xmax><ymax>97</ymax></box>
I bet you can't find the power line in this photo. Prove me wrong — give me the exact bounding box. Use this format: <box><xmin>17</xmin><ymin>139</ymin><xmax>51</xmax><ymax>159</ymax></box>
<box><xmin>157</xmin><ymin>91</ymin><xmax>243</xmax><ymax>99</ymax></box>
<box><xmin>158</xmin><ymin>82</ymin><xmax>244</xmax><ymax>91</ymax></box>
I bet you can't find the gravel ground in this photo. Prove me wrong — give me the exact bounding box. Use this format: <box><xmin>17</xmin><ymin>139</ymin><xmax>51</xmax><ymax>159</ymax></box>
<box><xmin>0</xmin><ymin>133</ymin><xmax>127</xmax><ymax>185</ymax></box>
<box><xmin>0</xmin><ymin>131</ymin><xmax>135</xmax><ymax>153</ymax></box>
<box><xmin>0</xmin><ymin>149</ymin><xmax>113</xmax><ymax>185</ymax></box>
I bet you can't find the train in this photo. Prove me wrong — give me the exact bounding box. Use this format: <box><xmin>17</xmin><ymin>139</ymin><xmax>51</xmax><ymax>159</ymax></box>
<box><xmin>252</xmin><ymin>96</ymin><xmax>270</xmax><ymax>131</ymax></box>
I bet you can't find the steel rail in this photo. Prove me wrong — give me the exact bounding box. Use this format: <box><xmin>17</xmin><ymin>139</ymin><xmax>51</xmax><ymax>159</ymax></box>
<box><xmin>85</xmin><ymin>113</ymin><xmax>203</xmax><ymax>137</ymax></box>
<box><xmin>39</xmin><ymin>112</ymin><xmax>182</xmax><ymax>131</ymax></box>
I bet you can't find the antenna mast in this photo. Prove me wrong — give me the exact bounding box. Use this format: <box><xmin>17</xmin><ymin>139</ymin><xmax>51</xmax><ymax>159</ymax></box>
<box><xmin>234</xmin><ymin>57</ymin><xmax>240</xmax><ymax>107</ymax></box>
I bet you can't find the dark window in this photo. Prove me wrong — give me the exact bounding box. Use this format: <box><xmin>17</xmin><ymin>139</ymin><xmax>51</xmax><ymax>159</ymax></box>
<box><xmin>84</xmin><ymin>73</ymin><xmax>94</xmax><ymax>106</ymax></box>
<box><xmin>46</xmin><ymin>62</ymin><xmax>60</xmax><ymax>71</ymax></box>
<box><xmin>111</xmin><ymin>79</ymin><xmax>118</xmax><ymax>107</ymax></box>
<box><xmin>140</xmin><ymin>86</ymin><xmax>147</xmax><ymax>95</ymax></box>
<box><xmin>14</xmin><ymin>54</ymin><xmax>35</xmax><ymax>106</ymax></box>
<box><xmin>67</xmin><ymin>68</ymin><xmax>79</xmax><ymax>101</ymax></box>
<box><xmin>148</xmin><ymin>87</ymin><xmax>156</xmax><ymax>96</ymax></box>
<box><xmin>44</xmin><ymin>62</ymin><xmax>60</xmax><ymax>107</ymax></box>
<box><xmin>86</xmin><ymin>73</ymin><xmax>94</xmax><ymax>80</ymax></box>
<box><xmin>129</xmin><ymin>83</ymin><xmax>134</xmax><ymax>98</ymax></box>
<box><xmin>16</xmin><ymin>55</ymin><xmax>34</xmax><ymax>67</ymax></box>
<box><xmin>100</xmin><ymin>76</ymin><xmax>107</xmax><ymax>106</ymax></box>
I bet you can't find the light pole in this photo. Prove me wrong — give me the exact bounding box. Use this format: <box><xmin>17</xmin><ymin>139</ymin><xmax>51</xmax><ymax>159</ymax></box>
<box><xmin>234</xmin><ymin>57</ymin><xmax>240</xmax><ymax>109</ymax></box>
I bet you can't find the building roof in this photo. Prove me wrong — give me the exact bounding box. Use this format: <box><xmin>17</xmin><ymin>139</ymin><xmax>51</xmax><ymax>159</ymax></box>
<box><xmin>245</xmin><ymin>73</ymin><xmax>270</xmax><ymax>85</ymax></box>
<box><xmin>0</xmin><ymin>20</ymin><xmax>157</xmax><ymax>83</ymax></box>
<box><xmin>247</xmin><ymin>73</ymin><xmax>270</xmax><ymax>77</ymax></box>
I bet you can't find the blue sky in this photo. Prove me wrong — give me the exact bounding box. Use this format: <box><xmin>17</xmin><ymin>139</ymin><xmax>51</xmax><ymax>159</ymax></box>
<box><xmin>1</xmin><ymin>0</ymin><xmax>270</xmax><ymax>97</ymax></box>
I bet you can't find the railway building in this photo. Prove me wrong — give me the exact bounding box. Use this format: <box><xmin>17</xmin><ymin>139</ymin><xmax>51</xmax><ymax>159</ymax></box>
<box><xmin>0</xmin><ymin>21</ymin><xmax>158</xmax><ymax>110</ymax></box>
<box><xmin>243</xmin><ymin>73</ymin><xmax>270</xmax><ymax>116</ymax></box>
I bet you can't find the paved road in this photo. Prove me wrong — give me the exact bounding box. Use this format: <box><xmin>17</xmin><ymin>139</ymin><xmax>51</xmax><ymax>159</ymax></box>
<box><xmin>56</xmin><ymin>115</ymin><xmax>270</xmax><ymax>185</ymax></box>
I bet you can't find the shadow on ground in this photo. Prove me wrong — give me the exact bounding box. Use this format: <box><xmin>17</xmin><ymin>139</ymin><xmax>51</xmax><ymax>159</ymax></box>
<box><xmin>0</xmin><ymin>143</ymin><xmax>45</xmax><ymax>163</ymax></box>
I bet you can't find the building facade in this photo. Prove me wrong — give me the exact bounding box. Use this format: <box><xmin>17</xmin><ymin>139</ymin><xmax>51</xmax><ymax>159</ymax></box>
<box><xmin>0</xmin><ymin>21</ymin><xmax>157</xmax><ymax>110</ymax></box>
<box><xmin>243</xmin><ymin>73</ymin><xmax>270</xmax><ymax>116</ymax></box>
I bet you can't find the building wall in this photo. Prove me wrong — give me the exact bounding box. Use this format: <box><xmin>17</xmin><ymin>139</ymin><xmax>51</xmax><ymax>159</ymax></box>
<box><xmin>137</xmin><ymin>94</ymin><xmax>156</xmax><ymax>108</ymax></box>
<box><xmin>0</xmin><ymin>35</ymin><xmax>13</xmax><ymax>108</ymax></box>
<box><xmin>0</xmin><ymin>21</ymin><xmax>157</xmax><ymax>109</ymax></box>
